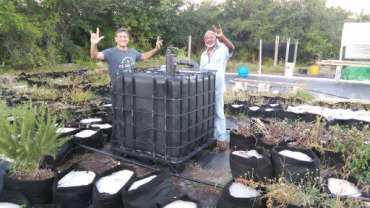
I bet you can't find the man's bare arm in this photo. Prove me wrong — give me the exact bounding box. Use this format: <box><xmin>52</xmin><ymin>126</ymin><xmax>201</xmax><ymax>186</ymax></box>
<box><xmin>141</xmin><ymin>37</ymin><xmax>163</xmax><ymax>60</ymax></box>
<box><xmin>213</xmin><ymin>25</ymin><xmax>235</xmax><ymax>52</ymax></box>
<box><xmin>90</xmin><ymin>28</ymin><xmax>105</xmax><ymax>60</ymax></box>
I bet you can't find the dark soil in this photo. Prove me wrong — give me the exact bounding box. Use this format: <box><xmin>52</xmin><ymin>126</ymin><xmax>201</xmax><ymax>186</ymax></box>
<box><xmin>9</xmin><ymin>169</ymin><xmax>55</xmax><ymax>181</ymax></box>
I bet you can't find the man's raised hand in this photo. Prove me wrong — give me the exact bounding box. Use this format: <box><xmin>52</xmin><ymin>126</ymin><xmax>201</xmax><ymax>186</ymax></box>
<box><xmin>90</xmin><ymin>27</ymin><xmax>105</xmax><ymax>45</ymax></box>
<box><xmin>156</xmin><ymin>37</ymin><xmax>163</xmax><ymax>49</ymax></box>
<box><xmin>212</xmin><ymin>25</ymin><xmax>224</xmax><ymax>39</ymax></box>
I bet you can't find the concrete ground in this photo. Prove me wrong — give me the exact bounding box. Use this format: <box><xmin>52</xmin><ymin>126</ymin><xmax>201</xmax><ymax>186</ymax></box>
<box><xmin>226</xmin><ymin>73</ymin><xmax>370</xmax><ymax>100</ymax></box>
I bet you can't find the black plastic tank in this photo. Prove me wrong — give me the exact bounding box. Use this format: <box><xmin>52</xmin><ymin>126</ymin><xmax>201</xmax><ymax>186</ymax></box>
<box><xmin>111</xmin><ymin>48</ymin><xmax>216</xmax><ymax>169</ymax></box>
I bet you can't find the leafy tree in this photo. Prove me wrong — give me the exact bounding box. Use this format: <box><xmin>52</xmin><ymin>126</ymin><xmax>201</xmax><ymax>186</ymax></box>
<box><xmin>0</xmin><ymin>0</ymin><xmax>47</xmax><ymax>69</ymax></box>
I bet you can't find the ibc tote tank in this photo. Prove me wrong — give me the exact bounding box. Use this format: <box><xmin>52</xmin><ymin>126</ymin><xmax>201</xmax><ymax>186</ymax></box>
<box><xmin>111</xmin><ymin>48</ymin><xmax>216</xmax><ymax>169</ymax></box>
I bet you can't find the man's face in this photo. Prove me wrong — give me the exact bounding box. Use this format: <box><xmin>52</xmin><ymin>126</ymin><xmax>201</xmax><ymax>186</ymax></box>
<box><xmin>115</xmin><ymin>32</ymin><xmax>129</xmax><ymax>48</ymax></box>
<box><xmin>204</xmin><ymin>33</ymin><xmax>216</xmax><ymax>48</ymax></box>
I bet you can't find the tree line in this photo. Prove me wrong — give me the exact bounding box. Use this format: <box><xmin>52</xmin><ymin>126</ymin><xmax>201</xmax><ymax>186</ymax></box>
<box><xmin>1</xmin><ymin>0</ymin><xmax>368</xmax><ymax>69</ymax></box>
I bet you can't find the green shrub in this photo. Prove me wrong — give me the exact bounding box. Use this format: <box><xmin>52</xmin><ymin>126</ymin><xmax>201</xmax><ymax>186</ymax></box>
<box><xmin>0</xmin><ymin>103</ymin><xmax>71</xmax><ymax>174</ymax></box>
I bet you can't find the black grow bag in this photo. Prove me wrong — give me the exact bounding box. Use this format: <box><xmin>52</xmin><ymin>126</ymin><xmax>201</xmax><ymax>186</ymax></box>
<box><xmin>92</xmin><ymin>165</ymin><xmax>137</xmax><ymax>208</ymax></box>
<box><xmin>90</xmin><ymin>123</ymin><xmax>113</xmax><ymax>143</ymax></box>
<box><xmin>225</xmin><ymin>103</ymin><xmax>246</xmax><ymax>115</ymax></box>
<box><xmin>52</xmin><ymin>164</ymin><xmax>96</xmax><ymax>208</ymax></box>
<box><xmin>328</xmin><ymin>118</ymin><xmax>370</xmax><ymax>129</ymax></box>
<box><xmin>3</xmin><ymin>170</ymin><xmax>55</xmax><ymax>205</ymax></box>
<box><xmin>72</xmin><ymin>128</ymin><xmax>104</xmax><ymax>148</ymax></box>
<box><xmin>276</xmin><ymin>110</ymin><xmax>297</xmax><ymax>121</ymax></box>
<box><xmin>122</xmin><ymin>170</ymin><xmax>176</xmax><ymax>208</ymax></box>
<box><xmin>323</xmin><ymin>174</ymin><xmax>369</xmax><ymax>198</ymax></box>
<box><xmin>41</xmin><ymin>139</ymin><xmax>75</xmax><ymax>169</ymax></box>
<box><xmin>259</xmin><ymin>108</ymin><xmax>278</xmax><ymax>118</ymax></box>
<box><xmin>159</xmin><ymin>194</ymin><xmax>201</xmax><ymax>208</ymax></box>
<box><xmin>0</xmin><ymin>190</ymin><xmax>29</xmax><ymax>207</ymax></box>
<box><xmin>229</xmin><ymin>131</ymin><xmax>260</xmax><ymax>149</ymax></box>
<box><xmin>0</xmin><ymin>160</ymin><xmax>10</xmax><ymax>191</ymax></box>
<box><xmin>230</xmin><ymin>145</ymin><xmax>274</xmax><ymax>182</ymax></box>
<box><xmin>271</xmin><ymin>146</ymin><xmax>320</xmax><ymax>184</ymax></box>
<box><xmin>246</xmin><ymin>106</ymin><xmax>263</xmax><ymax>118</ymax></box>
<box><xmin>216</xmin><ymin>180</ymin><xmax>265</xmax><ymax>208</ymax></box>
<box><xmin>320</xmin><ymin>149</ymin><xmax>344</xmax><ymax>167</ymax></box>
<box><xmin>31</xmin><ymin>204</ymin><xmax>62</xmax><ymax>208</ymax></box>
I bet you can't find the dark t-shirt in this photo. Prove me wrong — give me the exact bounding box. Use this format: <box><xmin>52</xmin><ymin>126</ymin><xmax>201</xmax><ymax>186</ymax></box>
<box><xmin>102</xmin><ymin>47</ymin><xmax>142</xmax><ymax>84</ymax></box>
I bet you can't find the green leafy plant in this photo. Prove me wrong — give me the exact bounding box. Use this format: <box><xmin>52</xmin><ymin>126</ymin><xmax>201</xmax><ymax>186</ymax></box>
<box><xmin>62</xmin><ymin>88</ymin><xmax>94</xmax><ymax>105</ymax></box>
<box><xmin>330</xmin><ymin>125</ymin><xmax>370</xmax><ymax>182</ymax></box>
<box><xmin>0</xmin><ymin>103</ymin><xmax>71</xmax><ymax>175</ymax></box>
<box><xmin>47</xmin><ymin>76</ymin><xmax>83</xmax><ymax>87</ymax></box>
<box><xmin>86</xmin><ymin>69</ymin><xmax>110</xmax><ymax>87</ymax></box>
<box><xmin>264</xmin><ymin>181</ymin><xmax>323</xmax><ymax>208</ymax></box>
<box><xmin>324</xmin><ymin>197</ymin><xmax>364</xmax><ymax>208</ymax></box>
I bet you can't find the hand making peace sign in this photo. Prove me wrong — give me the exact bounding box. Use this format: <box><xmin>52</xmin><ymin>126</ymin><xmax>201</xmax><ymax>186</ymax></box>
<box><xmin>156</xmin><ymin>37</ymin><xmax>163</xmax><ymax>49</ymax></box>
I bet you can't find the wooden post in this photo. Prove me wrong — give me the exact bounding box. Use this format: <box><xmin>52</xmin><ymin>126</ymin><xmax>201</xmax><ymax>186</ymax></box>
<box><xmin>274</xmin><ymin>35</ymin><xmax>279</xmax><ymax>68</ymax></box>
<box><xmin>285</xmin><ymin>38</ymin><xmax>290</xmax><ymax>64</ymax></box>
<box><xmin>259</xmin><ymin>39</ymin><xmax>262</xmax><ymax>74</ymax></box>
<box><xmin>335</xmin><ymin>41</ymin><xmax>344</xmax><ymax>82</ymax></box>
<box><xmin>188</xmin><ymin>35</ymin><xmax>192</xmax><ymax>60</ymax></box>
<box><xmin>293</xmin><ymin>40</ymin><xmax>298</xmax><ymax>65</ymax></box>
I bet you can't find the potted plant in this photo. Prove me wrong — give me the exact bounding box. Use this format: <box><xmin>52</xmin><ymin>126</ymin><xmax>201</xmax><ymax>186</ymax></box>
<box><xmin>264</xmin><ymin>181</ymin><xmax>323</xmax><ymax>208</ymax></box>
<box><xmin>0</xmin><ymin>103</ymin><xmax>71</xmax><ymax>205</ymax></box>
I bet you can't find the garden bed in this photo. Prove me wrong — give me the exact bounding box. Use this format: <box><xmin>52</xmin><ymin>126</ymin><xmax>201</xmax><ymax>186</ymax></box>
<box><xmin>0</xmin><ymin>68</ymin><xmax>369</xmax><ymax>207</ymax></box>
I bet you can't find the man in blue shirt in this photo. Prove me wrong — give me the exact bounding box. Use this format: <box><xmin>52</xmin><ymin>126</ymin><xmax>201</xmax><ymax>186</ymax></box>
<box><xmin>90</xmin><ymin>27</ymin><xmax>163</xmax><ymax>85</ymax></box>
<box><xmin>200</xmin><ymin>25</ymin><xmax>235</xmax><ymax>151</ymax></box>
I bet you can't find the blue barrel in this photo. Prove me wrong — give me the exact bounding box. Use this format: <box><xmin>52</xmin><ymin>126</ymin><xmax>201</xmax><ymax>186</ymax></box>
<box><xmin>238</xmin><ymin>66</ymin><xmax>249</xmax><ymax>77</ymax></box>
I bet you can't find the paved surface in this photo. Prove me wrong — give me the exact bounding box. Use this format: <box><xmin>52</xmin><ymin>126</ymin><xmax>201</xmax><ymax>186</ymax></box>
<box><xmin>226</xmin><ymin>73</ymin><xmax>370</xmax><ymax>100</ymax></box>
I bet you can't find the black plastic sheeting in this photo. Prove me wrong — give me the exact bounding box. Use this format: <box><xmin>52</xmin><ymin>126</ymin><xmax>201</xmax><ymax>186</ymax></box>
<box><xmin>111</xmin><ymin>71</ymin><xmax>216</xmax><ymax>167</ymax></box>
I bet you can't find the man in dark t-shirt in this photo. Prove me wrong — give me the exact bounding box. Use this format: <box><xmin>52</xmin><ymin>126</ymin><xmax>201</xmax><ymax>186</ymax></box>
<box><xmin>90</xmin><ymin>27</ymin><xmax>163</xmax><ymax>84</ymax></box>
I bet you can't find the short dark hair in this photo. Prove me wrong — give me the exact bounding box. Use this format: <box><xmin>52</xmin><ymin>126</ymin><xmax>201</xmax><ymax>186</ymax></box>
<box><xmin>115</xmin><ymin>28</ymin><xmax>129</xmax><ymax>37</ymax></box>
